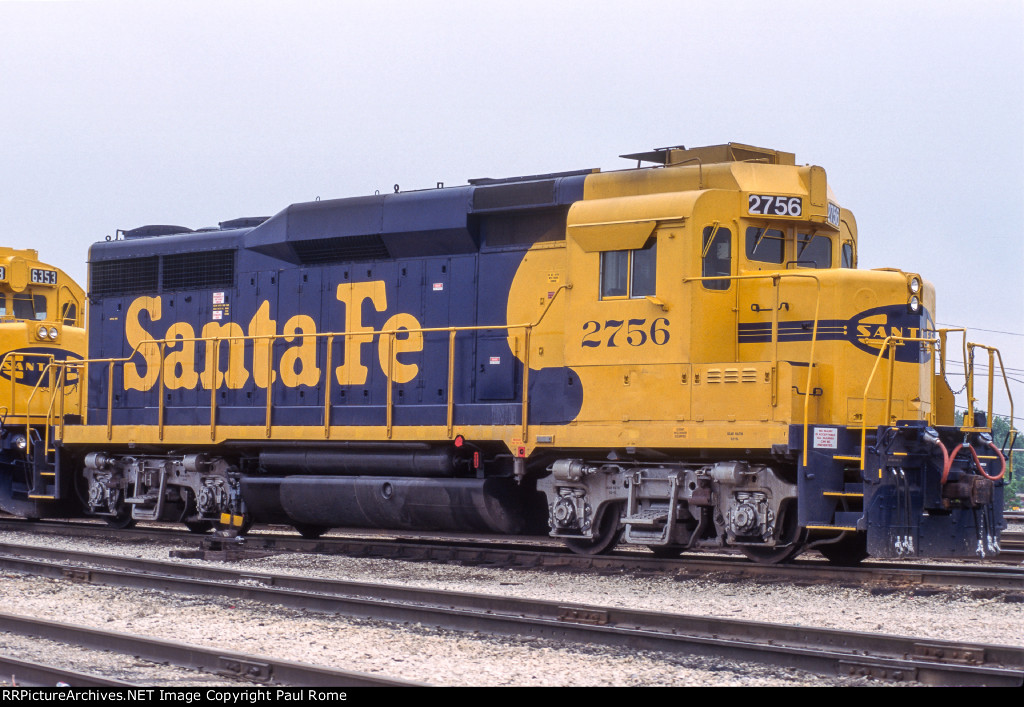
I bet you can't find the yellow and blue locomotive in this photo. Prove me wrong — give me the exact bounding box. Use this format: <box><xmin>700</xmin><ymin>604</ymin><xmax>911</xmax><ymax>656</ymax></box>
<box><xmin>5</xmin><ymin>142</ymin><xmax>1013</xmax><ymax>563</ymax></box>
<box><xmin>0</xmin><ymin>248</ymin><xmax>86</xmax><ymax>519</ymax></box>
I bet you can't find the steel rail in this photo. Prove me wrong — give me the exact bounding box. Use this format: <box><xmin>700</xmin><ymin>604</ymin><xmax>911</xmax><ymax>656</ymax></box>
<box><xmin>0</xmin><ymin>518</ymin><xmax>1021</xmax><ymax>590</ymax></box>
<box><xmin>0</xmin><ymin>543</ymin><xmax>1021</xmax><ymax>686</ymax></box>
<box><xmin>0</xmin><ymin>611</ymin><xmax>421</xmax><ymax>688</ymax></box>
<box><xmin>0</xmin><ymin>654</ymin><xmax>137</xmax><ymax>687</ymax></box>
<box><xmin>2</xmin><ymin>518</ymin><xmax>1024</xmax><ymax>590</ymax></box>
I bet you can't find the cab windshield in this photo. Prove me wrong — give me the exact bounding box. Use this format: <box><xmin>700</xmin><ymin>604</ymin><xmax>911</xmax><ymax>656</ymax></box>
<box><xmin>796</xmin><ymin>233</ymin><xmax>832</xmax><ymax>269</ymax></box>
<box><xmin>744</xmin><ymin>225</ymin><xmax>833</xmax><ymax>269</ymax></box>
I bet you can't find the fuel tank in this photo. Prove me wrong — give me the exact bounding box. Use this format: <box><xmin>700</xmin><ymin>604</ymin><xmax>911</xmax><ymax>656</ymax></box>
<box><xmin>243</xmin><ymin>475</ymin><xmax>547</xmax><ymax>534</ymax></box>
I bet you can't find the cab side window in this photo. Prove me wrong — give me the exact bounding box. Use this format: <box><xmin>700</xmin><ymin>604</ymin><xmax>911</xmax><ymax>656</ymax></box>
<box><xmin>61</xmin><ymin>302</ymin><xmax>77</xmax><ymax>326</ymax></box>
<box><xmin>600</xmin><ymin>238</ymin><xmax>657</xmax><ymax>299</ymax></box>
<box><xmin>630</xmin><ymin>239</ymin><xmax>657</xmax><ymax>297</ymax></box>
<box><xmin>702</xmin><ymin>226</ymin><xmax>732</xmax><ymax>290</ymax></box>
<box><xmin>841</xmin><ymin>242</ymin><xmax>855</xmax><ymax>268</ymax></box>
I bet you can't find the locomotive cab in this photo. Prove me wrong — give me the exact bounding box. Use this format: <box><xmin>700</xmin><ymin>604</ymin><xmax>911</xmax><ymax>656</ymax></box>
<box><xmin>527</xmin><ymin>143</ymin><xmax>1008</xmax><ymax>562</ymax></box>
<box><xmin>0</xmin><ymin>248</ymin><xmax>86</xmax><ymax>518</ymax></box>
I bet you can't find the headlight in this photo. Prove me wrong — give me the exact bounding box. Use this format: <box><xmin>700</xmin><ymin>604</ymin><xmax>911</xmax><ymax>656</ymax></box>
<box><xmin>909</xmin><ymin>277</ymin><xmax>921</xmax><ymax>294</ymax></box>
<box><xmin>48</xmin><ymin>326</ymin><xmax>58</xmax><ymax>339</ymax></box>
<box><xmin>13</xmin><ymin>435</ymin><xmax>26</xmax><ymax>450</ymax></box>
<box><xmin>37</xmin><ymin>325</ymin><xmax>49</xmax><ymax>340</ymax></box>
<box><xmin>909</xmin><ymin>295</ymin><xmax>920</xmax><ymax>312</ymax></box>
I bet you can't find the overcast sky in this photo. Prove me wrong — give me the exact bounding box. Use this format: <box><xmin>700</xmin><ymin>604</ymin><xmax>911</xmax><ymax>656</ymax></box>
<box><xmin>1</xmin><ymin>0</ymin><xmax>1021</xmax><ymax>416</ymax></box>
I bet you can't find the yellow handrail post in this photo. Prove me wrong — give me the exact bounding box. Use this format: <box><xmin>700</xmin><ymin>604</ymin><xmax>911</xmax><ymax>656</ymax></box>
<box><xmin>771</xmin><ymin>275</ymin><xmax>780</xmax><ymax>378</ymax></box>
<box><xmin>8</xmin><ymin>354</ymin><xmax>16</xmax><ymax>419</ymax></box>
<box><xmin>106</xmin><ymin>362</ymin><xmax>114</xmax><ymax>441</ymax></box>
<box><xmin>884</xmin><ymin>339</ymin><xmax>897</xmax><ymax>425</ymax></box>
<box><xmin>927</xmin><ymin>340</ymin><xmax>937</xmax><ymax>426</ymax></box>
<box><xmin>157</xmin><ymin>341</ymin><xmax>166</xmax><ymax>441</ymax></box>
<box><xmin>78</xmin><ymin>361</ymin><xmax>86</xmax><ymax>426</ymax></box>
<box><xmin>264</xmin><ymin>335</ymin><xmax>273</xmax><ymax>438</ymax></box>
<box><xmin>323</xmin><ymin>336</ymin><xmax>333</xmax><ymax>439</ymax></box>
<box><xmin>966</xmin><ymin>343</ymin><xmax>976</xmax><ymax>428</ymax></box>
<box><xmin>446</xmin><ymin>330</ymin><xmax>457</xmax><ymax>438</ymax></box>
<box><xmin>209</xmin><ymin>339</ymin><xmax>220</xmax><ymax>442</ymax></box>
<box><xmin>993</xmin><ymin>348</ymin><xmax>1015</xmax><ymax>436</ymax></box>
<box><xmin>521</xmin><ymin>327</ymin><xmax>531</xmax><ymax>444</ymax></box>
<box><xmin>44</xmin><ymin>361</ymin><xmax>55</xmax><ymax>455</ymax></box>
<box><xmin>986</xmin><ymin>347</ymin><xmax>995</xmax><ymax>430</ymax></box>
<box><xmin>59</xmin><ymin>362</ymin><xmax>68</xmax><ymax>442</ymax></box>
<box><xmin>385</xmin><ymin>331</ymin><xmax>394</xmax><ymax>439</ymax></box>
<box><xmin>801</xmin><ymin>278</ymin><xmax>822</xmax><ymax>468</ymax></box>
<box><xmin>859</xmin><ymin>335</ymin><xmax>892</xmax><ymax>477</ymax></box>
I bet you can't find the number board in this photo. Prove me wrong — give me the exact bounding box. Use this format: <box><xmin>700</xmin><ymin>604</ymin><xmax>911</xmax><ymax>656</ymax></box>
<box><xmin>827</xmin><ymin>202</ymin><xmax>841</xmax><ymax>228</ymax></box>
<box><xmin>748</xmin><ymin>194</ymin><xmax>802</xmax><ymax>218</ymax></box>
<box><xmin>30</xmin><ymin>268</ymin><xmax>57</xmax><ymax>285</ymax></box>
<box><xmin>0</xmin><ymin>266</ymin><xmax>6</xmax><ymax>281</ymax></box>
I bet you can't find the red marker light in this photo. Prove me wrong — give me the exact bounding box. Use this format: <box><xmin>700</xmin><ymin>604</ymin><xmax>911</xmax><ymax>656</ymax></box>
<box><xmin>454</xmin><ymin>435</ymin><xmax>464</xmax><ymax>448</ymax></box>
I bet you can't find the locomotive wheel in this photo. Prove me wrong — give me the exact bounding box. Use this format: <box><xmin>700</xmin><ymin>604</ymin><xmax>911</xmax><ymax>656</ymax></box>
<box><xmin>739</xmin><ymin>503</ymin><xmax>806</xmax><ymax>564</ymax></box>
<box><xmin>104</xmin><ymin>511</ymin><xmax>136</xmax><ymax>530</ymax></box>
<box><xmin>564</xmin><ymin>504</ymin><xmax>623</xmax><ymax>556</ymax></box>
<box><xmin>292</xmin><ymin>523</ymin><xmax>329</xmax><ymax>539</ymax></box>
<box><xmin>185</xmin><ymin>521</ymin><xmax>214</xmax><ymax>534</ymax></box>
<box><xmin>816</xmin><ymin>532</ymin><xmax>868</xmax><ymax>566</ymax></box>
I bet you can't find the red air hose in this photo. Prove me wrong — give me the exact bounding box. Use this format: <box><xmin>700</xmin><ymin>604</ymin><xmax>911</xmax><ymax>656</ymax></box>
<box><xmin>940</xmin><ymin>441</ymin><xmax>1006</xmax><ymax>483</ymax></box>
<box><xmin>939</xmin><ymin>442</ymin><xmax>957</xmax><ymax>485</ymax></box>
<box><xmin>976</xmin><ymin>441</ymin><xmax>1006</xmax><ymax>481</ymax></box>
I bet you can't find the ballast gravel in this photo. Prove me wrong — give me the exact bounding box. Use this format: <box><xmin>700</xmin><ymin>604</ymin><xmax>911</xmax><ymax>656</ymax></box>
<box><xmin>0</xmin><ymin>527</ymin><xmax>1022</xmax><ymax>687</ymax></box>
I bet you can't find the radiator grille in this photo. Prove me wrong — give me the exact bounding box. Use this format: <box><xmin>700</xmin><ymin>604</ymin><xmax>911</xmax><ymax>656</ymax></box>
<box><xmin>292</xmin><ymin>234</ymin><xmax>390</xmax><ymax>264</ymax></box>
<box><xmin>162</xmin><ymin>250</ymin><xmax>236</xmax><ymax>291</ymax></box>
<box><xmin>89</xmin><ymin>256</ymin><xmax>159</xmax><ymax>296</ymax></box>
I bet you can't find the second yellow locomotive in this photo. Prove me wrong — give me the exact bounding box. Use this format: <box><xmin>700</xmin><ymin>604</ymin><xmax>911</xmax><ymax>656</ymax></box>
<box><xmin>0</xmin><ymin>248</ymin><xmax>86</xmax><ymax>519</ymax></box>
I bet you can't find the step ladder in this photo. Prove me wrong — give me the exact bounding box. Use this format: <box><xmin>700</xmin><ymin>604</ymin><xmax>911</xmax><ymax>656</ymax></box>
<box><xmin>809</xmin><ymin>430</ymin><xmax>873</xmax><ymax>533</ymax></box>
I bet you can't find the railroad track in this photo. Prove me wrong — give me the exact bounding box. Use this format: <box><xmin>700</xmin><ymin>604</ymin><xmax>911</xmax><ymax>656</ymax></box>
<box><xmin>0</xmin><ymin>540</ymin><xmax>1020</xmax><ymax>686</ymax></box>
<box><xmin>0</xmin><ymin>654</ymin><xmax>136</xmax><ymax>687</ymax></box>
<box><xmin>0</xmin><ymin>609</ymin><xmax>421</xmax><ymax>687</ymax></box>
<box><xmin>0</xmin><ymin>518</ymin><xmax>1021</xmax><ymax>592</ymax></box>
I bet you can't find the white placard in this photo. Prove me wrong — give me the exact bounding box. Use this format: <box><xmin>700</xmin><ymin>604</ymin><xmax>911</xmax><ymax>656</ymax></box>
<box><xmin>813</xmin><ymin>427</ymin><xmax>838</xmax><ymax>449</ymax></box>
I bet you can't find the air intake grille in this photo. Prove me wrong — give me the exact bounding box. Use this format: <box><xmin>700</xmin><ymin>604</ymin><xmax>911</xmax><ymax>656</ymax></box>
<box><xmin>292</xmin><ymin>234</ymin><xmax>390</xmax><ymax>264</ymax></box>
<box><xmin>90</xmin><ymin>256</ymin><xmax>159</xmax><ymax>297</ymax></box>
<box><xmin>162</xmin><ymin>250</ymin><xmax>236</xmax><ymax>290</ymax></box>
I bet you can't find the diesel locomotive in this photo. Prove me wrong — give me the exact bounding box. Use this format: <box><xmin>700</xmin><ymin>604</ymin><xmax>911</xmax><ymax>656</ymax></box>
<box><xmin>0</xmin><ymin>248</ymin><xmax>86</xmax><ymax>519</ymax></box>
<box><xmin>0</xmin><ymin>142</ymin><xmax>1014</xmax><ymax>564</ymax></box>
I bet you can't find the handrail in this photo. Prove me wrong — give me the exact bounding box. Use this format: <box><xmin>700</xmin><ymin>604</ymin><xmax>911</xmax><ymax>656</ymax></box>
<box><xmin>963</xmin><ymin>343</ymin><xmax>1014</xmax><ymax>436</ymax></box>
<box><xmin>857</xmin><ymin>335</ymin><xmax>939</xmax><ymax>476</ymax></box>
<box><xmin>856</xmin><ymin>332</ymin><xmax>1012</xmax><ymax>477</ymax></box>
<box><xmin>0</xmin><ymin>352</ymin><xmax>74</xmax><ymax>457</ymax></box>
<box><xmin>42</xmin><ymin>284</ymin><xmax>573</xmax><ymax>447</ymax></box>
<box><xmin>682</xmin><ymin>271</ymin><xmax>822</xmax><ymax>466</ymax></box>
<box><xmin>0</xmin><ymin>351</ymin><xmax>59</xmax><ymax>424</ymax></box>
